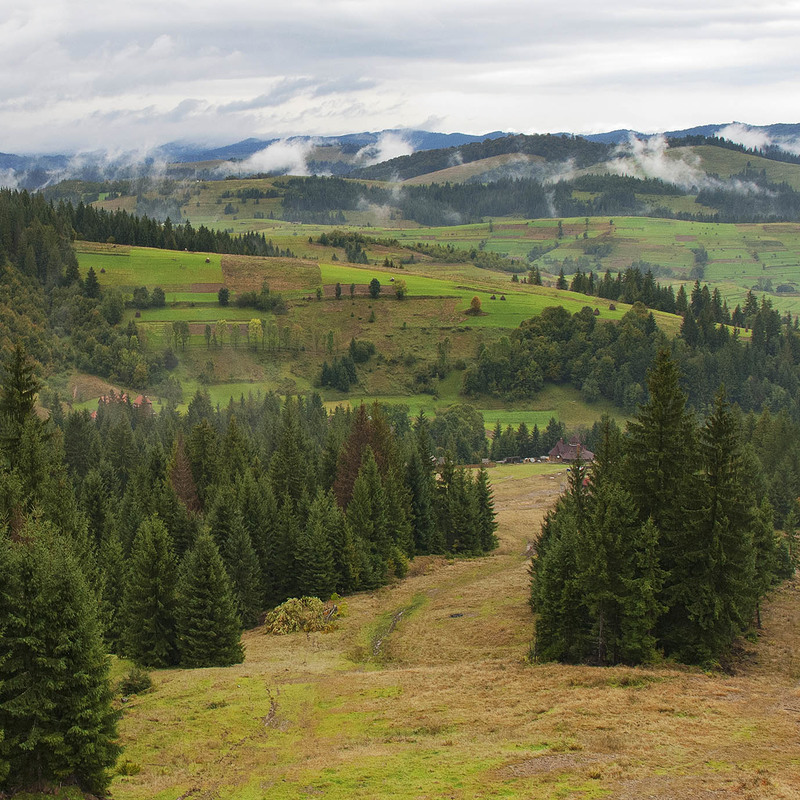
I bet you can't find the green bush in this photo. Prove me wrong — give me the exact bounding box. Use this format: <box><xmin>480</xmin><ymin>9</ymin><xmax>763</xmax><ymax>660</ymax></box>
<box><xmin>263</xmin><ymin>597</ymin><xmax>339</xmax><ymax>635</ymax></box>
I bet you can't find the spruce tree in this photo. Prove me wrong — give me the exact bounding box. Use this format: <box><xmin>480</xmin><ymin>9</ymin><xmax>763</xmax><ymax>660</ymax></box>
<box><xmin>530</xmin><ymin>510</ymin><xmax>589</xmax><ymax>662</ymax></box>
<box><xmin>474</xmin><ymin>467</ymin><xmax>498</xmax><ymax>552</ymax></box>
<box><xmin>0</xmin><ymin>345</ymin><xmax>43</xmax><ymax>466</ymax></box>
<box><xmin>347</xmin><ymin>447</ymin><xmax>389</xmax><ymax>587</ymax></box>
<box><xmin>122</xmin><ymin>515</ymin><xmax>178</xmax><ymax>667</ymax></box>
<box><xmin>0</xmin><ymin>523</ymin><xmax>119</xmax><ymax>795</ymax></box>
<box><xmin>96</xmin><ymin>530</ymin><xmax>126</xmax><ymax>653</ymax></box>
<box><xmin>265</xmin><ymin>495</ymin><xmax>300</xmax><ymax>604</ymax></box>
<box><xmin>625</xmin><ymin>349</ymin><xmax>697</xmax><ymax>612</ymax></box>
<box><xmin>322</xmin><ymin>490</ymin><xmax>361</xmax><ymax>593</ymax></box>
<box><xmin>668</xmin><ymin>388</ymin><xmax>757</xmax><ymax>662</ymax></box>
<box><xmin>295</xmin><ymin>491</ymin><xmax>337</xmax><ymax>599</ymax></box>
<box><xmin>237</xmin><ymin>470</ymin><xmax>277</xmax><ymax>604</ymax></box>
<box><xmin>221</xmin><ymin>516</ymin><xmax>262</xmax><ymax>628</ymax></box>
<box><xmin>579</xmin><ymin>482</ymin><xmax>664</xmax><ymax>665</ymax></box>
<box><xmin>406</xmin><ymin>442</ymin><xmax>437</xmax><ymax>553</ymax></box>
<box><xmin>175</xmin><ymin>532</ymin><xmax>244</xmax><ymax>667</ymax></box>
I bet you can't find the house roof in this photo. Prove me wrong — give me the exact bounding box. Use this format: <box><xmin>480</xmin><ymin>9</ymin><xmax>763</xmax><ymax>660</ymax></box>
<box><xmin>548</xmin><ymin>437</ymin><xmax>594</xmax><ymax>462</ymax></box>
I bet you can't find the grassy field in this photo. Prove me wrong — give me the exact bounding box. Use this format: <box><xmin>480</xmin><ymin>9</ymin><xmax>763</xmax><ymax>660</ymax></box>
<box><xmin>68</xmin><ymin>237</ymin><xmax>678</xmax><ymax>430</ymax></box>
<box><xmin>106</xmin><ymin>471</ymin><xmax>800</xmax><ymax>800</ymax></box>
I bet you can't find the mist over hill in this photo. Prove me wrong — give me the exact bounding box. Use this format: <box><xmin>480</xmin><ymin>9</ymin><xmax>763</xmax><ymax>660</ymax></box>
<box><xmin>4</xmin><ymin>122</ymin><xmax>800</xmax><ymax>191</ymax></box>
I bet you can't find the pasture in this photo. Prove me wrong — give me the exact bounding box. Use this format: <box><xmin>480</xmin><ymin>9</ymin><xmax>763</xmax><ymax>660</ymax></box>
<box><xmin>70</xmin><ymin>233</ymin><xmax>684</xmax><ymax>428</ymax></box>
<box><xmin>106</xmin><ymin>471</ymin><xmax>800</xmax><ymax>800</ymax></box>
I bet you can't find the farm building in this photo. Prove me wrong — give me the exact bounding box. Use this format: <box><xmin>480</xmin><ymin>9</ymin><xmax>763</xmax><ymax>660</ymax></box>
<box><xmin>548</xmin><ymin>436</ymin><xmax>594</xmax><ymax>463</ymax></box>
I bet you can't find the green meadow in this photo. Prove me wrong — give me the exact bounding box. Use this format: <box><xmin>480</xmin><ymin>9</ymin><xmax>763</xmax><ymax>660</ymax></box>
<box><xmin>76</xmin><ymin>244</ymin><xmax>223</xmax><ymax>288</ymax></box>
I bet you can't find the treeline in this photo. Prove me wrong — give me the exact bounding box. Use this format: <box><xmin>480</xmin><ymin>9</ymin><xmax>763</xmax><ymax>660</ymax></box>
<box><xmin>278</xmin><ymin>170</ymin><xmax>800</xmax><ymax>226</ymax></box>
<box><xmin>669</xmin><ymin>134</ymin><xmax>800</xmax><ymax>167</ymax></box>
<box><xmin>566</xmin><ymin>264</ymin><xmax>678</xmax><ymax>313</ymax></box>
<box><xmin>530</xmin><ymin>352</ymin><xmax>793</xmax><ymax>667</ymax></box>
<box><xmin>488</xmin><ymin>417</ymin><xmax>565</xmax><ymax>461</ymax></box>
<box><xmin>462</xmin><ymin>304</ymin><xmax>662</xmax><ymax>408</ymax></box>
<box><xmin>352</xmin><ymin>133</ymin><xmax>612</xmax><ymax>181</ymax></box>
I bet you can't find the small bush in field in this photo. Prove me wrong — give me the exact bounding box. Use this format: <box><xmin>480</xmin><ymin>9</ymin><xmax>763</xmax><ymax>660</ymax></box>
<box><xmin>118</xmin><ymin>665</ymin><xmax>152</xmax><ymax>696</ymax></box>
<box><xmin>264</xmin><ymin>597</ymin><xmax>340</xmax><ymax>635</ymax></box>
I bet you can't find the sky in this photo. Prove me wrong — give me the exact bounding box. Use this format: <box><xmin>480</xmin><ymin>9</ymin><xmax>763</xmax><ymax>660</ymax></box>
<box><xmin>3</xmin><ymin>0</ymin><xmax>800</xmax><ymax>154</ymax></box>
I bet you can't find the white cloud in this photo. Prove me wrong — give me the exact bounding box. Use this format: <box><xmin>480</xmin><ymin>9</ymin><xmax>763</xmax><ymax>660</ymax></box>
<box><xmin>219</xmin><ymin>139</ymin><xmax>316</xmax><ymax>176</ymax></box>
<box><xmin>1</xmin><ymin>1</ymin><xmax>800</xmax><ymax>153</ymax></box>
<box><xmin>716</xmin><ymin>123</ymin><xmax>772</xmax><ymax>150</ymax></box>
<box><xmin>354</xmin><ymin>133</ymin><xmax>414</xmax><ymax>166</ymax></box>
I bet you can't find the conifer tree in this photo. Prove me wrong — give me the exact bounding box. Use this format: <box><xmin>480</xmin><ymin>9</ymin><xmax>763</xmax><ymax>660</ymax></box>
<box><xmin>122</xmin><ymin>515</ymin><xmax>178</xmax><ymax>667</ymax></box>
<box><xmin>752</xmin><ymin>498</ymin><xmax>781</xmax><ymax>628</ymax></box>
<box><xmin>187</xmin><ymin>418</ymin><xmax>219</xmax><ymax>504</ymax></box>
<box><xmin>321</xmin><ymin>490</ymin><xmax>361</xmax><ymax>593</ymax></box>
<box><xmin>384</xmin><ymin>458</ymin><xmax>414</xmax><ymax>557</ymax></box>
<box><xmin>406</xmin><ymin>441</ymin><xmax>437</xmax><ymax>553</ymax></box>
<box><xmin>269</xmin><ymin>399</ymin><xmax>309</xmax><ymax>509</ymax></box>
<box><xmin>579</xmin><ymin>482</ymin><xmax>664</xmax><ymax>665</ymax></box>
<box><xmin>0</xmin><ymin>345</ymin><xmax>43</xmax><ymax>466</ymax></box>
<box><xmin>347</xmin><ymin>447</ymin><xmax>389</xmax><ymax>586</ymax></box>
<box><xmin>265</xmin><ymin>494</ymin><xmax>300</xmax><ymax>604</ymax></box>
<box><xmin>237</xmin><ymin>470</ymin><xmax>277</xmax><ymax>603</ymax></box>
<box><xmin>96</xmin><ymin>529</ymin><xmax>126</xmax><ymax>653</ymax></box>
<box><xmin>221</xmin><ymin>516</ymin><xmax>262</xmax><ymax>628</ymax></box>
<box><xmin>0</xmin><ymin>523</ymin><xmax>120</xmax><ymax>795</ymax></box>
<box><xmin>445</xmin><ymin>466</ymin><xmax>480</xmax><ymax>553</ymax></box>
<box><xmin>168</xmin><ymin>432</ymin><xmax>201</xmax><ymax>514</ymax></box>
<box><xmin>295</xmin><ymin>490</ymin><xmax>337</xmax><ymax>599</ymax></box>
<box><xmin>474</xmin><ymin>467</ymin><xmax>498</xmax><ymax>552</ymax></box>
<box><xmin>175</xmin><ymin>532</ymin><xmax>244</xmax><ymax>667</ymax></box>
<box><xmin>625</xmin><ymin>349</ymin><xmax>697</xmax><ymax>580</ymax></box>
<box><xmin>81</xmin><ymin>468</ymin><xmax>115</xmax><ymax>551</ymax></box>
<box><xmin>530</xmin><ymin>510</ymin><xmax>589</xmax><ymax>662</ymax></box>
<box><xmin>667</xmin><ymin>388</ymin><xmax>757</xmax><ymax>661</ymax></box>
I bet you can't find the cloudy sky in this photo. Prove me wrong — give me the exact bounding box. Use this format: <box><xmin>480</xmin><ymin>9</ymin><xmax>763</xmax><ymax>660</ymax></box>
<box><xmin>3</xmin><ymin>0</ymin><xmax>800</xmax><ymax>154</ymax></box>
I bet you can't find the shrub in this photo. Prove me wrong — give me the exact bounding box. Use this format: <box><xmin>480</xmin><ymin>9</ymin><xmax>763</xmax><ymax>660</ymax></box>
<box><xmin>118</xmin><ymin>665</ymin><xmax>152</xmax><ymax>696</ymax></box>
<box><xmin>263</xmin><ymin>597</ymin><xmax>339</xmax><ymax>635</ymax></box>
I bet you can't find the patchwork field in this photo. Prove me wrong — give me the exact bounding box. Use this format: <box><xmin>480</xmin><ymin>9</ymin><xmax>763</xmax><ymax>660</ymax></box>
<box><xmin>108</xmin><ymin>470</ymin><xmax>800</xmax><ymax>800</ymax></box>
<box><xmin>71</xmin><ymin>239</ymin><xmax>676</xmax><ymax>431</ymax></box>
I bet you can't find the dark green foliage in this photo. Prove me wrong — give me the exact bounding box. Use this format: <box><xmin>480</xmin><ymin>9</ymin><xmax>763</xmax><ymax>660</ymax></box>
<box><xmin>369</xmin><ymin>277</ymin><xmax>381</xmax><ymax>298</ymax></box>
<box><xmin>0</xmin><ymin>523</ymin><xmax>120</xmax><ymax>795</ymax></box>
<box><xmin>118</xmin><ymin>665</ymin><xmax>152</xmax><ymax>695</ymax></box>
<box><xmin>176</xmin><ymin>532</ymin><xmax>244</xmax><ymax>667</ymax></box>
<box><xmin>406</xmin><ymin>436</ymin><xmax>438</xmax><ymax>553</ymax></box>
<box><xmin>83</xmin><ymin>266</ymin><xmax>100</xmax><ymax>298</ymax></box>
<box><xmin>531</xmin><ymin>357</ymin><xmax>788</xmax><ymax>667</ymax></box>
<box><xmin>221</xmin><ymin>514</ymin><xmax>262</xmax><ymax>629</ymax></box>
<box><xmin>122</xmin><ymin>515</ymin><xmax>178</xmax><ymax>667</ymax></box>
<box><xmin>295</xmin><ymin>491</ymin><xmax>337</xmax><ymax>600</ymax></box>
<box><xmin>347</xmin><ymin>447</ymin><xmax>389</xmax><ymax>587</ymax></box>
<box><xmin>0</xmin><ymin>345</ymin><xmax>45</xmax><ymax>467</ymax></box>
<box><xmin>475</xmin><ymin>468</ymin><xmax>498</xmax><ymax>552</ymax></box>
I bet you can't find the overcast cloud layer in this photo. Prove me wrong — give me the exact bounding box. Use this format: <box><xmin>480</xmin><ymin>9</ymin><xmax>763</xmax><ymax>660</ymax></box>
<box><xmin>3</xmin><ymin>0</ymin><xmax>800</xmax><ymax>154</ymax></box>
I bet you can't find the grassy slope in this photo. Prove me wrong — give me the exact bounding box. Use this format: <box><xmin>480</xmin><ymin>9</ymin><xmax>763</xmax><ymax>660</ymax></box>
<box><xmin>107</xmin><ymin>471</ymin><xmax>800</xmax><ymax>800</ymax></box>
<box><xmin>72</xmin><ymin>239</ymin><xmax>670</xmax><ymax>430</ymax></box>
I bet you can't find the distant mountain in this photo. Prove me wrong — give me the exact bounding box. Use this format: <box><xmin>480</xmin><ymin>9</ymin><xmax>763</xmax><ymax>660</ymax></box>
<box><xmin>152</xmin><ymin>130</ymin><xmax>512</xmax><ymax>164</ymax></box>
<box><xmin>572</xmin><ymin>122</ymin><xmax>800</xmax><ymax>145</ymax></box>
<box><xmin>3</xmin><ymin>123</ymin><xmax>800</xmax><ymax>190</ymax></box>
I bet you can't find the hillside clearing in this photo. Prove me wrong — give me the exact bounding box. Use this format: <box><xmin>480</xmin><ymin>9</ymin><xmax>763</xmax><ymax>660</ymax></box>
<box><xmin>111</xmin><ymin>471</ymin><xmax>800</xmax><ymax>800</ymax></box>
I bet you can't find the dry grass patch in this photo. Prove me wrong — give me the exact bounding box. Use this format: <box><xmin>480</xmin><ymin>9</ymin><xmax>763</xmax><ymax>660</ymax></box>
<box><xmin>221</xmin><ymin>254</ymin><xmax>321</xmax><ymax>294</ymax></box>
